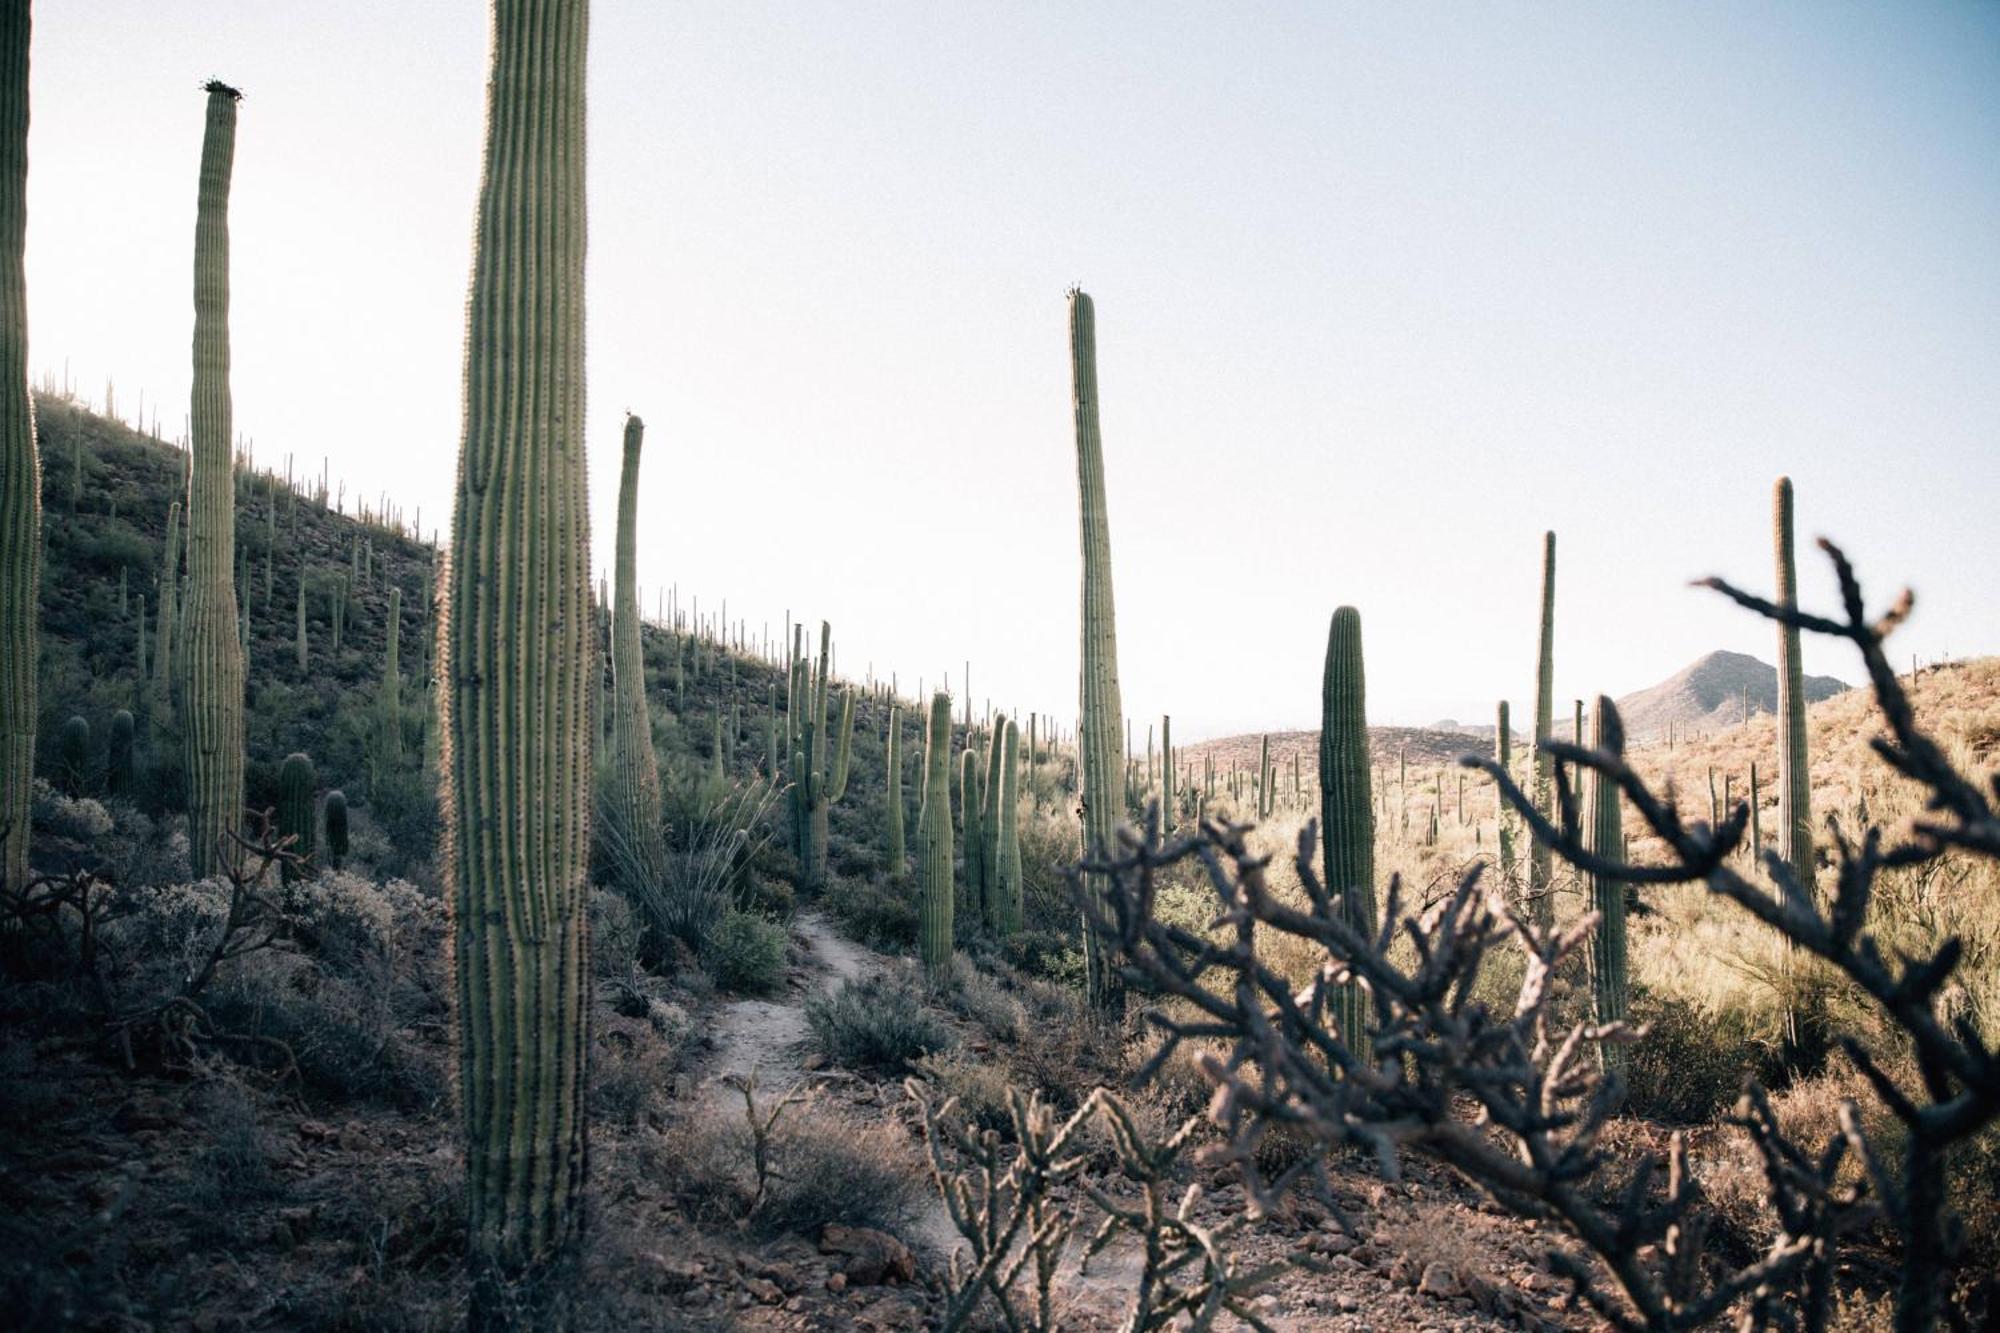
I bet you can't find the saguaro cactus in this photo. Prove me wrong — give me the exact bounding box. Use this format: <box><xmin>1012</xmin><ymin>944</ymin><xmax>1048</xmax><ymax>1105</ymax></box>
<box><xmin>277</xmin><ymin>751</ymin><xmax>315</xmax><ymax>882</ymax></box>
<box><xmin>1528</xmin><ymin>531</ymin><xmax>1556</xmax><ymax>929</ymax></box>
<box><xmin>992</xmin><ymin>717</ymin><xmax>1022</xmax><ymax>936</ymax></box>
<box><xmin>0</xmin><ymin>1</ymin><xmax>37</xmax><ymax>891</ymax></box>
<box><xmin>379</xmin><ymin>585</ymin><xmax>404</xmax><ymax>767</ymax></box>
<box><xmin>1494</xmin><ymin>700</ymin><xmax>1515</xmax><ymax>893</ymax></box>
<box><xmin>916</xmin><ymin>691</ymin><xmax>954</xmax><ymax>981</ymax></box>
<box><xmin>1773</xmin><ymin>478</ymin><xmax>1812</xmax><ymax>894</ymax></box>
<box><xmin>981</xmin><ymin>720</ymin><xmax>1004</xmax><ymax>924</ymax></box>
<box><xmin>323</xmin><ymin>788</ymin><xmax>348</xmax><ymax>870</ymax></box>
<box><xmin>605</xmin><ymin>413</ymin><xmax>666</xmax><ymax>893</ymax></box>
<box><xmin>1320</xmin><ymin>607</ymin><xmax>1376</xmax><ymax>1060</ymax></box>
<box><xmin>788</xmin><ymin>621</ymin><xmax>854</xmax><ymax>889</ymax></box>
<box><xmin>884</xmin><ymin>706</ymin><xmax>906</xmax><ymax>882</ymax></box>
<box><xmin>179</xmin><ymin>81</ymin><xmax>247</xmax><ymax>879</ymax></box>
<box><xmin>1159</xmin><ymin>714</ymin><xmax>1175</xmax><ymax>830</ymax></box>
<box><xmin>1585</xmin><ymin>698</ymin><xmax>1628</xmax><ymax>1076</ymax></box>
<box><xmin>959</xmin><ymin>746</ymin><xmax>984</xmax><ymax>916</ymax></box>
<box><xmin>1068</xmin><ymin>287</ymin><xmax>1127</xmax><ymax>1011</ymax></box>
<box><xmin>106</xmin><ymin>709</ymin><xmax>135</xmax><ymax>798</ymax></box>
<box><xmin>444</xmin><ymin>0</ymin><xmax>594</xmax><ymax>1280</ymax></box>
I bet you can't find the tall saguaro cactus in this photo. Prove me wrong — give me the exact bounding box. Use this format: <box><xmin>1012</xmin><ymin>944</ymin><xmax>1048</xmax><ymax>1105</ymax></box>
<box><xmin>959</xmin><ymin>747</ymin><xmax>984</xmax><ymax>916</ymax></box>
<box><xmin>1585</xmin><ymin>698</ymin><xmax>1628</xmax><ymax>1076</ymax></box>
<box><xmin>981</xmin><ymin>720</ymin><xmax>1004</xmax><ymax>927</ymax></box>
<box><xmin>884</xmin><ymin>706</ymin><xmax>905</xmax><ymax>882</ymax></box>
<box><xmin>277</xmin><ymin>751</ymin><xmax>315</xmax><ymax>883</ymax></box>
<box><xmin>0</xmin><ymin>0</ymin><xmax>36</xmax><ymax>892</ymax></box>
<box><xmin>444</xmin><ymin>0</ymin><xmax>593</xmax><ymax>1281</ymax></box>
<box><xmin>1494</xmin><ymin>700</ymin><xmax>1515</xmax><ymax>893</ymax></box>
<box><xmin>1068</xmin><ymin>287</ymin><xmax>1127</xmax><ymax>1011</ymax></box>
<box><xmin>916</xmin><ymin>691</ymin><xmax>954</xmax><ymax>981</ymax></box>
<box><xmin>1321</xmin><ymin>607</ymin><xmax>1377</xmax><ymax>1060</ymax></box>
<box><xmin>179</xmin><ymin>81</ymin><xmax>247</xmax><ymax>879</ymax></box>
<box><xmin>605</xmin><ymin>414</ymin><xmax>666</xmax><ymax>893</ymax></box>
<box><xmin>1773</xmin><ymin>478</ymin><xmax>1812</xmax><ymax>893</ymax></box>
<box><xmin>993</xmin><ymin>717</ymin><xmax>1021</xmax><ymax>936</ymax></box>
<box><xmin>1528</xmin><ymin>531</ymin><xmax>1556</xmax><ymax>929</ymax></box>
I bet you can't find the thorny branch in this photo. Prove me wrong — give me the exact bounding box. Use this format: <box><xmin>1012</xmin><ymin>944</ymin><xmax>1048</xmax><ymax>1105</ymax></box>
<box><xmin>1076</xmin><ymin>541</ymin><xmax>1996</xmax><ymax>1332</ymax></box>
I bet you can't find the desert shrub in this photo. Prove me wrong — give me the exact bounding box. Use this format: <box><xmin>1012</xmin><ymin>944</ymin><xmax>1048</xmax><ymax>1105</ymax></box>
<box><xmin>915</xmin><ymin>1047</ymin><xmax>1017</xmax><ymax>1135</ymax></box>
<box><xmin>1624</xmin><ymin>991</ymin><xmax>1773</xmax><ymax>1123</ymax></box>
<box><xmin>943</xmin><ymin>955</ymin><xmax>1023</xmax><ymax>1042</ymax></box>
<box><xmin>702</xmin><ymin>910</ymin><xmax>788</xmax><ymax>995</ymax></box>
<box><xmin>806</xmin><ymin>972</ymin><xmax>953</xmax><ymax>1074</ymax></box>
<box><xmin>589</xmin><ymin>889</ymin><xmax>643</xmax><ymax>980</ymax></box>
<box><xmin>590</xmin><ymin>1013</ymin><xmax>681</xmax><ymax>1128</ymax></box>
<box><xmin>183</xmin><ymin>1077</ymin><xmax>280</xmax><ymax>1240</ymax></box>
<box><xmin>824</xmin><ymin>874</ymin><xmax>917</xmax><ymax>950</ymax></box>
<box><xmin>998</xmin><ymin>928</ymin><xmax>1085</xmax><ymax>988</ymax></box>
<box><xmin>660</xmin><ymin>1095</ymin><xmax>926</xmax><ymax>1239</ymax></box>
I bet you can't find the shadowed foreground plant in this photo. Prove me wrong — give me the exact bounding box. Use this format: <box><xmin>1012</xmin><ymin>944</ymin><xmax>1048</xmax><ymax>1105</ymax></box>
<box><xmin>1078</xmin><ymin>543</ymin><xmax>1996</xmax><ymax>1333</ymax></box>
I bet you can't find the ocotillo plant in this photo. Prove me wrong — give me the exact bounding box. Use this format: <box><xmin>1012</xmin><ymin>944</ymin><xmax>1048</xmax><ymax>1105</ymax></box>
<box><xmin>917</xmin><ymin>690</ymin><xmax>954</xmax><ymax>981</ymax></box>
<box><xmin>604</xmin><ymin>413</ymin><xmax>666</xmax><ymax>896</ymax></box>
<box><xmin>789</xmin><ymin>620</ymin><xmax>854</xmax><ymax>889</ymax></box>
<box><xmin>1495</xmin><ymin>700</ymin><xmax>1515</xmax><ymax>892</ymax></box>
<box><xmin>0</xmin><ymin>2</ymin><xmax>38</xmax><ymax>892</ymax></box>
<box><xmin>277</xmin><ymin>751</ymin><xmax>315</xmax><ymax>882</ymax></box>
<box><xmin>884</xmin><ymin>706</ymin><xmax>906</xmax><ymax>882</ymax></box>
<box><xmin>58</xmin><ymin>715</ymin><xmax>89</xmax><ymax>796</ymax></box>
<box><xmin>1528</xmin><ymin>530</ymin><xmax>1556</xmax><ymax>929</ymax></box>
<box><xmin>992</xmin><ymin>716</ymin><xmax>1022</xmax><ymax>935</ymax></box>
<box><xmin>959</xmin><ymin>746</ymin><xmax>985</xmax><ymax>917</ymax></box>
<box><xmin>1584</xmin><ymin>698</ymin><xmax>1628</xmax><ymax>1076</ymax></box>
<box><xmin>323</xmin><ymin>787</ymin><xmax>347</xmax><ymax>869</ymax></box>
<box><xmin>1773</xmin><ymin>477</ymin><xmax>1812</xmax><ymax>893</ymax></box>
<box><xmin>1069</xmin><ymin>287</ymin><xmax>1127</xmax><ymax>1012</ymax></box>
<box><xmin>444</xmin><ymin>0</ymin><xmax>593</xmax><ymax>1281</ymax></box>
<box><xmin>1321</xmin><ymin>607</ymin><xmax>1377</xmax><ymax>1058</ymax></box>
<box><xmin>179</xmin><ymin>81</ymin><xmax>247</xmax><ymax>879</ymax></box>
<box><xmin>106</xmin><ymin>709</ymin><xmax>135</xmax><ymax>798</ymax></box>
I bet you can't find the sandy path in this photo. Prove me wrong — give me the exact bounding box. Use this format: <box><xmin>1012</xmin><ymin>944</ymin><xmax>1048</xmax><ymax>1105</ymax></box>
<box><xmin>699</xmin><ymin>908</ymin><xmax>883</xmax><ymax>1108</ymax></box>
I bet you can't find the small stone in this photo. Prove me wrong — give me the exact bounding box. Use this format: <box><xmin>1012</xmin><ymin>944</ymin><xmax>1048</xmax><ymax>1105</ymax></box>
<box><xmin>825</xmin><ymin>1272</ymin><xmax>847</xmax><ymax>1294</ymax></box>
<box><xmin>744</xmin><ymin>1277</ymin><xmax>784</xmax><ymax>1305</ymax></box>
<box><xmin>1418</xmin><ymin>1262</ymin><xmax>1461</xmax><ymax>1299</ymax></box>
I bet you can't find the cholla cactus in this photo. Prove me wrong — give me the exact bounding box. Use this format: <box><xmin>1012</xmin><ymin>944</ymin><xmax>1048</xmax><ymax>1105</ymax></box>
<box><xmin>917</xmin><ymin>690</ymin><xmax>954</xmax><ymax>981</ymax></box>
<box><xmin>179</xmin><ymin>81</ymin><xmax>247</xmax><ymax>879</ymax></box>
<box><xmin>0</xmin><ymin>3</ymin><xmax>38</xmax><ymax>891</ymax></box>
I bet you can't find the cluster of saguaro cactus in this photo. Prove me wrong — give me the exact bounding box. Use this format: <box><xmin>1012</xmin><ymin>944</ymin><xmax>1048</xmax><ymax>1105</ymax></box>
<box><xmin>277</xmin><ymin>751</ymin><xmax>315</xmax><ymax>882</ymax></box>
<box><xmin>0</xmin><ymin>2</ymin><xmax>36</xmax><ymax>891</ymax></box>
<box><xmin>604</xmin><ymin>413</ymin><xmax>667</xmax><ymax>893</ymax></box>
<box><xmin>1321</xmin><ymin>607</ymin><xmax>1376</xmax><ymax>1059</ymax></box>
<box><xmin>1528</xmin><ymin>530</ymin><xmax>1556</xmax><ymax>928</ymax></box>
<box><xmin>917</xmin><ymin>691</ymin><xmax>954</xmax><ymax>980</ymax></box>
<box><xmin>1584</xmin><ymin>699</ymin><xmax>1628</xmax><ymax>1074</ymax></box>
<box><xmin>1068</xmin><ymin>288</ymin><xmax>1127</xmax><ymax>1011</ymax></box>
<box><xmin>444</xmin><ymin>0</ymin><xmax>593</xmax><ymax>1280</ymax></box>
<box><xmin>179</xmin><ymin>81</ymin><xmax>248</xmax><ymax>879</ymax></box>
<box><xmin>789</xmin><ymin>620</ymin><xmax>854</xmax><ymax>889</ymax></box>
<box><xmin>883</xmin><ymin>706</ymin><xmax>906</xmax><ymax>881</ymax></box>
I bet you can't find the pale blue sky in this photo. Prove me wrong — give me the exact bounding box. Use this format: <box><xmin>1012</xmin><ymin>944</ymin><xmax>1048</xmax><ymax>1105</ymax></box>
<box><xmin>24</xmin><ymin>3</ymin><xmax>2000</xmax><ymax>738</ymax></box>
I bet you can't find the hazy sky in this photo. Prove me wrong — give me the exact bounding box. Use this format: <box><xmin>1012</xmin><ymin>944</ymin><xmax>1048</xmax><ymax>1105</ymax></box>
<box><xmin>23</xmin><ymin>3</ymin><xmax>2000</xmax><ymax>739</ymax></box>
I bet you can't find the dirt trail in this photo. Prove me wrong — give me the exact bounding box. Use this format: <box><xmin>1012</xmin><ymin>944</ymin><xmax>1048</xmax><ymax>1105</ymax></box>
<box><xmin>700</xmin><ymin>908</ymin><xmax>879</xmax><ymax>1108</ymax></box>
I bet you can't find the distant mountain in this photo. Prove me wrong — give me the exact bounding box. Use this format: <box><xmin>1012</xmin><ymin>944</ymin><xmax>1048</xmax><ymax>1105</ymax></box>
<box><xmin>1609</xmin><ymin>650</ymin><xmax>1847</xmax><ymax>743</ymax></box>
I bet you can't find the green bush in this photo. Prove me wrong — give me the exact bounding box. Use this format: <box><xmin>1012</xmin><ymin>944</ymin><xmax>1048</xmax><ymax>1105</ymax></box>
<box><xmin>824</xmin><ymin>875</ymin><xmax>917</xmax><ymax>950</ymax></box>
<box><xmin>806</xmin><ymin>972</ymin><xmax>952</xmax><ymax>1074</ymax></box>
<box><xmin>1624</xmin><ymin>992</ymin><xmax>1775</xmax><ymax>1124</ymax></box>
<box><xmin>703</xmin><ymin>910</ymin><xmax>789</xmax><ymax>995</ymax></box>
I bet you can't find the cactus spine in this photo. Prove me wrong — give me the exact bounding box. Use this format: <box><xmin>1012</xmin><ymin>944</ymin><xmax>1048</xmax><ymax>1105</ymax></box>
<box><xmin>789</xmin><ymin>621</ymin><xmax>854</xmax><ymax>889</ymax></box>
<box><xmin>1585</xmin><ymin>698</ymin><xmax>1628</xmax><ymax>1076</ymax></box>
<box><xmin>884</xmin><ymin>706</ymin><xmax>905</xmax><ymax>882</ymax></box>
<box><xmin>323</xmin><ymin>788</ymin><xmax>347</xmax><ymax>869</ymax></box>
<box><xmin>277</xmin><ymin>751</ymin><xmax>314</xmax><ymax>882</ymax></box>
<box><xmin>993</xmin><ymin>717</ymin><xmax>1021</xmax><ymax>936</ymax></box>
<box><xmin>178</xmin><ymin>82</ymin><xmax>247</xmax><ymax>879</ymax></box>
<box><xmin>444</xmin><ymin>0</ymin><xmax>593</xmax><ymax>1279</ymax></box>
<box><xmin>1773</xmin><ymin>478</ymin><xmax>1812</xmax><ymax>893</ymax></box>
<box><xmin>0</xmin><ymin>0</ymin><xmax>36</xmax><ymax>891</ymax></box>
<box><xmin>1068</xmin><ymin>288</ymin><xmax>1127</xmax><ymax>1011</ymax></box>
<box><xmin>917</xmin><ymin>690</ymin><xmax>954</xmax><ymax>981</ymax></box>
<box><xmin>605</xmin><ymin>414</ymin><xmax>666</xmax><ymax>894</ymax></box>
<box><xmin>1528</xmin><ymin>531</ymin><xmax>1556</xmax><ymax>929</ymax></box>
<box><xmin>1321</xmin><ymin>607</ymin><xmax>1376</xmax><ymax>1060</ymax></box>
